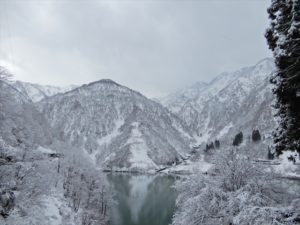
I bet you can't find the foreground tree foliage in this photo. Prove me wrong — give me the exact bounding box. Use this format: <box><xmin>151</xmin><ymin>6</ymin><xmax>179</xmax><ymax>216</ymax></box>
<box><xmin>265</xmin><ymin>0</ymin><xmax>300</xmax><ymax>155</ymax></box>
<box><xmin>172</xmin><ymin>149</ymin><xmax>300</xmax><ymax>225</ymax></box>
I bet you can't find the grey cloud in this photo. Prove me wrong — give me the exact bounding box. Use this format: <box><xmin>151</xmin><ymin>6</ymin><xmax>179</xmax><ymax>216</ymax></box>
<box><xmin>0</xmin><ymin>0</ymin><xmax>271</xmax><ymax>97</ymax></box>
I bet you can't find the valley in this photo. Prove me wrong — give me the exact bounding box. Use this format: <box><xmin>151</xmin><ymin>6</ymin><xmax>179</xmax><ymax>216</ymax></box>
<box><xmin>1</xmin><ymin>58</ymin><xmax>299</xmax><ymax>225</ymax></box>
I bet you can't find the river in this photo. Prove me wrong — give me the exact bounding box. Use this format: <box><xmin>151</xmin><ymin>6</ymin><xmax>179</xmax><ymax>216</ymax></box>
<box><xmin>107</xmin><ymin>173</ymin><xmax>178</xmax><ymax>225</ymax></box>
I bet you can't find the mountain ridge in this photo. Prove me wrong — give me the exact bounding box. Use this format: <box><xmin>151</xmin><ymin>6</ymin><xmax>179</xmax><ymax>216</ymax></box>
<box><xmin>161</xmin><ymin>58</ymin><xmax>276</xmax><ymax>149</ymax></box>
<box><xmin>36</xmin><ymin>78</ymin><xmax>194</xmax><ymax>171</ymax></box>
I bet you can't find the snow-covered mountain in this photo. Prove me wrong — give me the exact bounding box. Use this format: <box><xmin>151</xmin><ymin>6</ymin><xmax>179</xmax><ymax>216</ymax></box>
<box><xmin>0</xmin><ymin>80</ymin><xmax>112</xmax><ymax>225</ymax></box>
<box><xmin>0</xmin><ymin>81</ymin><xmax>53</xmax><ymax>148</ymax></box>
<box><xmin>11</xmin><ymin>80</ymin><xmax>76</xmax><ymax>102</ymax></box>
<box><xmin>161</xmin><ymin>58</ymin><xmax>276</xmax><ymax>145</ymax></box>
<box><xmin>37</xmin><ymin>79</ymin><xmax>193</xmax><ymax>171</ymax></box>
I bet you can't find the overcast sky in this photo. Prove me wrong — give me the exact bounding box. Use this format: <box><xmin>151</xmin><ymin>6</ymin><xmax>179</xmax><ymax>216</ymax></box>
<box><xmin>0</xmin><ymin>0</ymin><xmax>271</xmax><ymax>98</ymax></box>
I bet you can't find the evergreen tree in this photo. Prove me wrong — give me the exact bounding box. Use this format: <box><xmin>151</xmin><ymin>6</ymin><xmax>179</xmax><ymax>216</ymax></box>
<box><xmin>252</xmin><ymin>129</ymin><xmax>261</xmax><ymax>142</ymax></box>
<box><xmin>233</xmin><ymin>132</ymin><xmax>243</xmax><ymax>146</ymax></box>
<box><xmin>265</xmin><ymin>0</ymin><xmax>300</xmax><ymax>155</ymax></box>
<box><xmin>205</xmin><ymin>142</ymin><xmax>215</xmax><ymax>152</ymax></box>
<box><xmin>267</xmin><ymin>147</ymin><xmax>275</xmax><ymax>160</ymax></box>
<box><xmin>205</xmin><ymin>144</ymin><xmax>209</xmax><ymax>152</ymax></box>
<box><xmin>214</xmin><ymin>139</ymin><xmax>220</xmax><ymax>148</ymax></box>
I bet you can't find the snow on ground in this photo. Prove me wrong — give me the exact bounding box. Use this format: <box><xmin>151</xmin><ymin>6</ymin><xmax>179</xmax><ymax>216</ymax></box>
<box><xmin>172</xmin><ymin>120</ymin><xmax>193</xmax><ymax>140</ymax></box>
<box><xmin>217</xmin><ymin>122</ymin><xmax>233</xmax><ymax>139</ymax></box>
<box><xmin>194</xmin><ymin>131</ymin><xmax>211</xmax><ymax>146</ymax></box>
<box><xmin>37</xmin><ymin>146</ymin><xmax>56</xmax><ymax>154</ymax></box>
<box><xmin>194</xmin><ymin>115</ymin><xmax>212</xmax><ymax>145</ymax></box>
<box><xmin>273</xmin><ymin>151</ymin><xmax>300</xmax><ymax>178</ymax></box>
<box><xmin>97</xmin><ymin>118</ymin><xmax>124</xmax><ymax>146</ymax></box>
<box><xmin>42</xmin><ymin>195</ymin><xmax>63</xmax><ymax>225</ymax></box>
<box><xmin>127</xmin><ymin>123</ymin><xmax>158</xmax><ymax>171</ymax></box>
<box><xmin>6</xmin><ymin>193</ymin><xmax>75</xmax><ymax>225</ymax></box>
<box><xmin>88</xmin><ymin>118</ymin><xmax>124</xmax><ymax>164</ymax></box>
<box><xmin>162</xmin><ymin>155</ymin><xmax>213</xmax><ymax>174</ymax></box>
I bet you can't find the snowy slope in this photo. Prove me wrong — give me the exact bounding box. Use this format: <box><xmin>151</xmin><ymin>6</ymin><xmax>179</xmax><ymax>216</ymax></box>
<box><xmin>161</xmin><ymin>58</ymin><xmax>276</xmax><ymax>146</ymax></box>
<box><xmin>0</xmin><ymin>81</ymin><xmax>53</xmax><ymax>147</ymax></box>
<box><xmin>37</xmin><ymin>79</ymin><xmax>194</xmax><ymax>171</ymax></box>
<box><xmin>11</xmin><ymin>80</ymin><xmax>76</xmax><ymax>102</ymax></box>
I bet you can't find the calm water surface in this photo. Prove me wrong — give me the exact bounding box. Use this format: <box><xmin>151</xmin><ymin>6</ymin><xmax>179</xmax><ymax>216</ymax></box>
<box><xmin>107</xmin><ymin>173</ymin><xmax>177</xmax><ymax>225</ymax></box>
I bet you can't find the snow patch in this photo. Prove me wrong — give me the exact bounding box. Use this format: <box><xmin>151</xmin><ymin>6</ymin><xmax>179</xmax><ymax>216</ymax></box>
<box><xmin>163</xmin><ymin>156</ymin><xmax>213</xmax><ymax>174</ymax></box>
<box><xmin>97</xmin><ymin>118</ymin><xmax>124</xmax><ymax>146</ymax></box>
<box><xmin>127</xmin><ymin>123</ymin><xmax>158</xmax><ymax>170</ymax></box>
<box><xmin>42</xmin><ymin>195</ymin><xmax>62</xmax><ymax>225</ymax></box>
<box><xmin>217</xmin><ymin>122</ymin><xmax>233</xmax><ymax>139</ymax></box>
<box><xmin>274</xmin><ymin>151</ymin><xmax>299</xmax><ymax>175</ymax></box>
<box><xmin>37</xmin><ymin>146</ymin><xmax>56</xmax><ymax>154</ymax></box>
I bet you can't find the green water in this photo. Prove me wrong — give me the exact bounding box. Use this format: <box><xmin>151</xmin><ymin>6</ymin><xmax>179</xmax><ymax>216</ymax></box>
<box><xmin>107</xmin><ymin>173</ymin><xmax>177</xmax><ymax>225</ymax></box>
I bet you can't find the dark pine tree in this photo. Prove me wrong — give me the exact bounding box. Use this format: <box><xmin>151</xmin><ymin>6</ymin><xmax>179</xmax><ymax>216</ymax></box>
<box><xmin>205</xmin><ymin>144</ymin><xmax>209</xmax><ymax>153</ymax></box>
<box><xmin>233</xmin><ymin>132</ymin><xmax>243</xmax><ymax>146</ymax></box>
<box><xmin>214</xmin><ymin>139</ymin><xmax>220</xmax><ymax>149</ymax></box>
<box><xmin>265</xmin><ymin>0</ymin><xmax>300</xmax><ymax>155</ymax></box>
<box><xmin>267</xmin><ymin>147</ymin><xmax>275</xmax><ymax>160</ymax></box>
<box><xmin>205</xmin><ymin>142</ymin><xmax>215</xmax><ymax>152</ymax></box>
<box><xmin>252</xmin><ymin>129</ymin><xmax>261</xmax><ymax>142</ymax></box>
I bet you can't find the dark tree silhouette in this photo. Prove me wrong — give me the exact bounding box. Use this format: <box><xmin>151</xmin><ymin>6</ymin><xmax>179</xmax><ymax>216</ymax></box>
<box><xmin>265</xmin><ymin>0</ymin><xmax>300</xmax><ymax>155</ymax></box>
<box><xmin>233</xmin><ymin>132</ymin><xmax>243</xmax><ymax>146</ymax></box>
<box><xmin>252</xmin><ymin>129</ymin><xmax>261</xmax><ymax>142</ymax></box>
<box><xmin>267</xmin><ymin>147</ymin><xmax>275</xmax><ymax>160</ymax></box>
<box><xmin>205</xmin><ymin>142</ymin><xmax>215</xmax><ymax>152</ymax></box>
<box><xmin>214</xmin><ymin>139</ymin><xmax>220</xmax><ymax>149</ymax></box>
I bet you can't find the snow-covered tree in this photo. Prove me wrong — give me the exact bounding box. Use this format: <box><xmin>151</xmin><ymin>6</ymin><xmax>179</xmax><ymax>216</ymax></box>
<box><xmin>265</xmin><ymin>0</ymin><xmax>300</xmax><ymax>155</ymax></box>
<box><xmin>61</xmin><ymin>148</ymin><xmax>113</xmax><ymax>225</ymax></box>
<box><xmin>172</xmin><ymin>149</ymin><xmax>299</xmax><ymax>225</ymax></box>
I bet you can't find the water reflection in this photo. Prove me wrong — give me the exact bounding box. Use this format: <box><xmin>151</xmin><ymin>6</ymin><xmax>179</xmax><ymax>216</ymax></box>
<box><xmin>107</xmin><ymin>173</ymin><xmax>177</xmax><ymax>225</ymax></box>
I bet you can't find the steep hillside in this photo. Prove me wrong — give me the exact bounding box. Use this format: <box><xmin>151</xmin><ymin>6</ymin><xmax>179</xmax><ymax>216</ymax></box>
<box><xmin>0</xmin><ymin>80</ymin><xmax>112</xmax><ymax>225</ymax></box>
<box><xmin>37</xmin><ymin>79</ymin><xmax>193</xmax><ymax>171</ymax></box>
<box><xmin>0</xmin><ymin>81</ymin><xmax>53</xmax><ymax>148</ymax></box>
<box><xmin>162</xmin><ymin>58</ymin><xmax>276</xmax><ymax>146</ymax></box>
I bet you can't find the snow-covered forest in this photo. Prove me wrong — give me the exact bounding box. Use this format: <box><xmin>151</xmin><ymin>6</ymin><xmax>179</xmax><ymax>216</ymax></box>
<box><xmin>0</xmin><ymin>0</ymin><xmax>299</xmax><ymax>224</ymax></box>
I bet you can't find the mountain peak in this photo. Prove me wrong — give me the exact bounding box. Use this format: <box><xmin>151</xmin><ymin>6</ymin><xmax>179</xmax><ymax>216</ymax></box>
<box><xmin>86</xmin><ymin>79</ymin><xmax>122</xmax><ymax>87</ymax></box>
